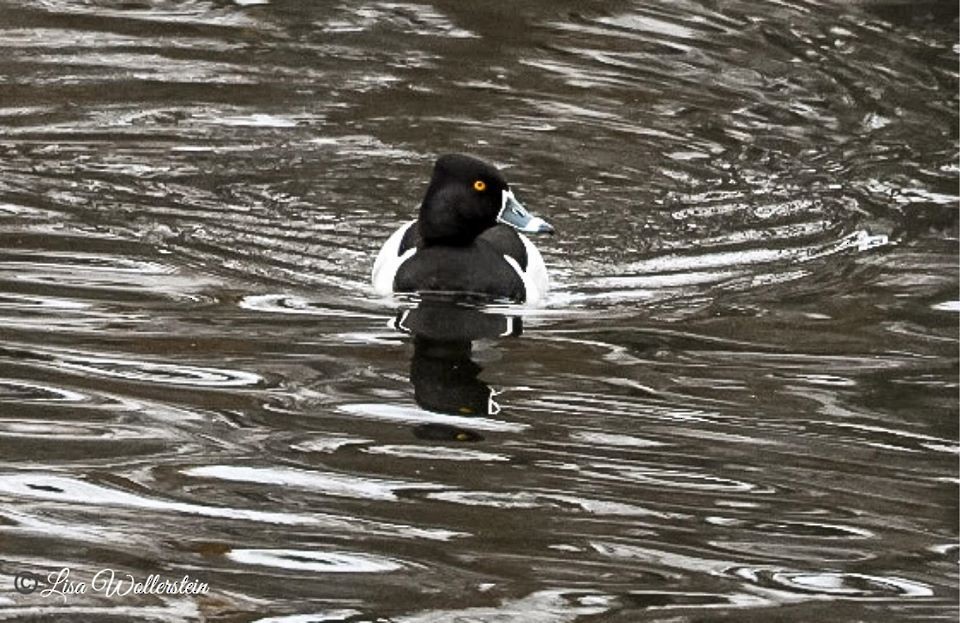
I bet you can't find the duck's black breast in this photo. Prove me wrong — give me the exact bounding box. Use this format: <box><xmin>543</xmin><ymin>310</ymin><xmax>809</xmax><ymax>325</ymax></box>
<box><xmin>478</xmin><ymin>225</ymin><xmax>528</xmax><ymax>271</ymax></box>
<box><xmin>398</xmin><ymin>221</ymin><xmax>421</xmax><ymax>254</ymax></box>
<box><xmin>394</xmin><ymin>224</ymin><xmax>526</xmax><ymax>300</ymax></box>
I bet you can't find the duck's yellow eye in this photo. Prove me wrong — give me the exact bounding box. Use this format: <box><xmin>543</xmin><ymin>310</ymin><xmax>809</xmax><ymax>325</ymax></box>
<box><xmin>473</xmin><ymin>180</ymin><xmax>486</xmax><ymax>192</ymax></box>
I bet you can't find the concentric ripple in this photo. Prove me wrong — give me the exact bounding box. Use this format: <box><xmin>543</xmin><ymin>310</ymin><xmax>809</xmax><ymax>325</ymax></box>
<box><xmin>726</xmin><ymin>567</ymin><xmax>935</xmax><ymax>599</ymax></box>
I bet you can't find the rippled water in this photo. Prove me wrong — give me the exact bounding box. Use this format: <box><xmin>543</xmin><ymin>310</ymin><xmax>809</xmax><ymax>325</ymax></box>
<box><xmin>0</xmin><ymin>0</ymin><xmax>957</xmax><ymax>621</ymax></box>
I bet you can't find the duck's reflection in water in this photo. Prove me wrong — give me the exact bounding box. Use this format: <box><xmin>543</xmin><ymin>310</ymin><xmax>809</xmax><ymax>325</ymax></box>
<box><xmin>390</xmin><ymin>297</ymin><xmax>522</xmax><ymax>442</ymax></box>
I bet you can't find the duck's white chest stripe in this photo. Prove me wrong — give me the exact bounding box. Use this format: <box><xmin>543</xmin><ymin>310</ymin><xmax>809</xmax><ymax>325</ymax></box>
<box><xmin>518</xmin><ymin>233</ymin><xmax>549</xmax><ymax>303</ymax></box>
<box><xmin>372</xmin><ymin>219</ymin><xmax>416</xmax><ymax>295</ymax></box>
<box><xmin>503</xmin><ymin>236</ymin><xmax>548</xmax><ymax>306</ymax></box>
<box><xmin>502</xmin><ymin>233</ymin><xmax>548</xmax><ymax>306</ymax></box>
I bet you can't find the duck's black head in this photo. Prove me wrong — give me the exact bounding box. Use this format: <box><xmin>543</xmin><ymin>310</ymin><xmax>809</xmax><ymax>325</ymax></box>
<box><xmin>418</xmin><ymin>154</ymin><xmax>553</xmax><ymax>245</ymax></box>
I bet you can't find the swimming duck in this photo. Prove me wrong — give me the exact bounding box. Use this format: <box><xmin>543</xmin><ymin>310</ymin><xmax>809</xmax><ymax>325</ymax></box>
<box><xmin>372</xmin><ymin>154</ymin><xmax>554</xmax><ymax>304</ymax></box>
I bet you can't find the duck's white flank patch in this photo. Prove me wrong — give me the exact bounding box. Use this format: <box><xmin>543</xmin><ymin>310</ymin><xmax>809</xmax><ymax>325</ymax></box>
<box><xmin>372</xmin><ymin>219</ymin><xmax>416</xmax><ymax>295</ymax></box>
<box><xmin>503</xmin><ymin>233</ymin><xmax>549</xmax><ymax>306</ymax></box>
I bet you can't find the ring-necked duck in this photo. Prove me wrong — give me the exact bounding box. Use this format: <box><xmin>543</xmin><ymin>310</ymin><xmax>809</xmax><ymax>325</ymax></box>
<box><xmin>372</xmin><ymin>154</ymin><xmax>554</xmax><ymax>304</ymax></box>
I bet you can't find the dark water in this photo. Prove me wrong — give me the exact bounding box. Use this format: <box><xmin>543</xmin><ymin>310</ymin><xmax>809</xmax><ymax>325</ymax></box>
<box><xmin>0</xmin><ymin>0</ymin><xmax>957</xmax><ymax>621</ymax></box>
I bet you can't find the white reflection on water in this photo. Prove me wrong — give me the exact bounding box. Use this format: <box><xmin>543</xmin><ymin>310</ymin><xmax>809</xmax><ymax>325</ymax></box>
<box><xmin>50</xmin><ymin>352</ymin><xmax>263</xmax><ymax>387</ymax></box>
<box><xmin>228</xmin><ymin>548</ymin><xmax>405</xmax><ymax>573</ymax></box>
<box><xmin>183</xmin><ymin>464</ymin><xmax>446</xmax><ymax>500</ymax></box>
<box><xmin>338</xmin><ymin>403</ymin><xmax>528</xmax><ymax>432</ymax></box>
<box><xmin>394</xmin><ymin>589</ymin><xmax>611</xmax><ymax>623</ymax></box>
<box><xmin>251</xmin><ymin>612</ymin><xmax>363</xmax><ymax>623</ymax></box>
<box><xmin>0</xmin><ymin>474</ymin><xmax>464</xmax><ymax>540</ymax></box>
<box><xmin>427</xmin><ymin>490</ymin><xmax>684</xmax><ymax>519</ymax></box>
<box><xmin>362</xmin><ymin>444</ymin><xmax>511</xmax><ymax>461</ymax></box>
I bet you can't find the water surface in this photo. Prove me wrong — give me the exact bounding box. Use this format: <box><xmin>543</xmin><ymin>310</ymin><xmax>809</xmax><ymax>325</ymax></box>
<box><xmin>0</xmin><ymin>0</ymin><xmax>957</xmax><ymax>621</ymax></box>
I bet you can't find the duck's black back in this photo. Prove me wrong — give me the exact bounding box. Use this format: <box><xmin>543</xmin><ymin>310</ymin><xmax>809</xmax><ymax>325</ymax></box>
<box><xmin>394</xmin><ymin>224</ymin><xmax>527</xmax><ymax>300</ymax></box>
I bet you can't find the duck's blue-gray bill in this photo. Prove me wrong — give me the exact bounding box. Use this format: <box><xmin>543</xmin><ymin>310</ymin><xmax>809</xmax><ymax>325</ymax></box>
<box><xmin>497</xmin><ymin>190</ymin><xmax>554</xmax><ymax>234</ymax></box>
